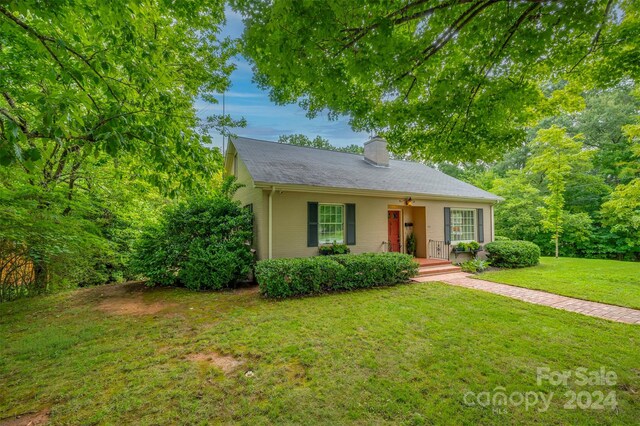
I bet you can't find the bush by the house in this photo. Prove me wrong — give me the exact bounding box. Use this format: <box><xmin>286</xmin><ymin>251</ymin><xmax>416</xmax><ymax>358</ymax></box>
<box><xmin>131</xmin><ymin>194</ymin><xmax>254</xmax><ymax>291</ymax></box>
<box><xmin>457</xmin><ymin>259</ymin><xmax>490</xmax><ymax>273</ymax></box>
<box><xmin>484</xmin><ymin>240</ymin><xmax>540</xmax><ymax>268</ymax></box>
<box><xmin>318</xmin><ymin>242</ymin><xmax>350</xmax><ymax>255</ymax></box>
<box><xmin>256</xmin><ymin>253</ymin><xmax>418</xmax><ymax>298</ymax></box>
<box><xmin>254</xmin><ymin>257</ymin><xmax>344</xmax><ymax>298</ymax></box>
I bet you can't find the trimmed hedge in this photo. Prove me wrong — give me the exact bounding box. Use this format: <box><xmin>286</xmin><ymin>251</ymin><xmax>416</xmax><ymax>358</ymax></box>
<box><xmin>256</xmin><ymin>253</ymin><xmax>418</xmax><ymax>298</ymax></box>
<box><xmin>484</xmin><ymin>240</ymin><xmax>541</xmax><ymax>268</ymax></box>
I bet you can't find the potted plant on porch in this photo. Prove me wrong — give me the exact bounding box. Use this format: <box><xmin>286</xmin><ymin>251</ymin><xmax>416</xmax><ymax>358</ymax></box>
<box><xmin>406</xmin><ymin>233</ymin><xmax>417</xmax><ymax>257</ymax></box>
<box><xmin>452</xmin><ymin>241</ymin><xmax>482</xmax><ymax>258</ymax></box>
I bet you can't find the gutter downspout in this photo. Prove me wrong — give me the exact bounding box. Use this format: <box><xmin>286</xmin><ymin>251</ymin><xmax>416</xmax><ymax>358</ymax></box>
<box><xmin>268</xmin><ymin>186</ymin><xmax>275</xmax><ymax>259</ymax></box>
<box><xmin>490</xmin><ymin>204</ymin><xmax>495</xmax><ymax>241</ymax></box>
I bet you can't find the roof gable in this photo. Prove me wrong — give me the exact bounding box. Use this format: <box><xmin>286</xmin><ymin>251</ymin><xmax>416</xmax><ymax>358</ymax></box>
<box><xmin>230</xmin><ymin>137</ymin><xmax>502</xmax><ymax>202</ymax></box>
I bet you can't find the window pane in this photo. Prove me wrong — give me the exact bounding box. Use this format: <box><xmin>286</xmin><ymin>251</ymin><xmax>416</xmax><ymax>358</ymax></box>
<box><xmin>319</xmin><ymin>204</ymin><xmax>344</xmax><ymax>244</ymax></box>
<box><xmin>450</xmin><ymin>209</ymin><xmax>475</xmax><ymax>241</ymax></box>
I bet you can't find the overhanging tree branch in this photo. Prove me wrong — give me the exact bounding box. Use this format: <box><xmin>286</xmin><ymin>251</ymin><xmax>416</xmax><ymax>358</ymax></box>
<box><xmin>396</xmin><ymin>0</ymin><xmax>499</xmax><ymax>82</ymax></box>
<box><xmin>569</xmin><ymin>0</ymin><xmax>615</xmax><ymax>72</ymax></box>
<box><xmin>0</xmin><ymin>6</ymin><xmax>119</xmax><ymax>106</ymax></box>
<box><xmin>463</xmin><ymin>2</ymin><xmax>542</xmax><ymax>124</ymax></box>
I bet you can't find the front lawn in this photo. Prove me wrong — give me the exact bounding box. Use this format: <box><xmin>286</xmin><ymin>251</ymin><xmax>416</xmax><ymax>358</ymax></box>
<box><xmin>480</xmin><ymin>257</ymin><xmax>640</xmax><ymax>309</ymax></box>
<box><xmin>1</xmin><ymin>281</ymin><xmax>639</xmax><ymax>424</ymax></box>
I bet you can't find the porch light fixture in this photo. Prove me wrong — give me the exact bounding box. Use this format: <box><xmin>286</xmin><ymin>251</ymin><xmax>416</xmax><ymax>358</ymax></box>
<box><xmin>404</xmin><ymin>197</ymin><xmax>413</xmax><ymax>206</ymax></box>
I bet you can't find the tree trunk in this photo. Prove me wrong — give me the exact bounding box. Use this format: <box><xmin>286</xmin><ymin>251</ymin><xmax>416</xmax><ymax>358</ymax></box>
<box><xmin>555</xmin><ymin>235</ymin><xmax>559</xmax><ymax>258</ymax></box>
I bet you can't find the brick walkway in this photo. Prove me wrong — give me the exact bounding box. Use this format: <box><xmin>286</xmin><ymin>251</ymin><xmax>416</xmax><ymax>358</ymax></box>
<box><xmin>413</xmin><ymin>273</ymin><xmax>640</xmax><ymax>324</ymax></box>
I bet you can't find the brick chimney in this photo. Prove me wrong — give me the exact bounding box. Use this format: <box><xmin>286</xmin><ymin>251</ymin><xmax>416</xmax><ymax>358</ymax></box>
<box><xmin>363</xmin><ymin>135</ymin><xmax>389</xmax><ymax>167</ymax></box>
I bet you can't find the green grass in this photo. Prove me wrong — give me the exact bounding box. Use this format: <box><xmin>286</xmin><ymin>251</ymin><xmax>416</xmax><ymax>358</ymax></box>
<box><xmin>1</xmin><ymin>281</ymin><xmax>639</xmax><ymax>425</ymax></box>
<box><xmin>480</xmin><ymin>257</ymin><xmax>640</xmax><ymax>309</ymax></box>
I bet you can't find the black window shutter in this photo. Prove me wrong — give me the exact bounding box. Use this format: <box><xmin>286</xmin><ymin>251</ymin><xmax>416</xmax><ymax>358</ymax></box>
<box><xmin>345</xmin><ymin>203</ymin><xmax>356</xmax><ymax>245</ymax></box>
<box><xmin>444</xmin><ymin>207</ymin><xmax>451</xmax><ymax>244</ymax></box>
<box><xmin>307</xmin><ymin>202</ymin><xmax>318</xmax><ymax>247</ymax></box>
<box><xmin>477</xmin><ymin>208</ymin><xmax>484</xmax><ymax>243</ymax></box>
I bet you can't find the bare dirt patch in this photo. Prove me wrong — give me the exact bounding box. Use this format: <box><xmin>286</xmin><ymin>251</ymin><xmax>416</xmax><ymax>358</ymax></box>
<box><xmin>91</xmin><ymin>282</ymin><xmax>177</xmax><ymax>316</ymax></box>
<box><xmin>0</xmin><ymin>408</ymin><xmax>50</xmax><ymax>426</ymax></box>
<box><xmin>230</xmin><ymin>285</ymin><xmax>259</xmax><ymax>296</ymax></box>
<box><xmin>186</xmin><ymin>352</ymin><xmax>243</xmax><ymax>374</ymax></box>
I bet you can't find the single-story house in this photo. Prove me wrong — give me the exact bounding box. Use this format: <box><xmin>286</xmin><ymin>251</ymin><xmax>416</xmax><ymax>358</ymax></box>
<box><xmin>224</xmin><ymin>136</ymin><xmax>502</xmax><ymax>261</ymax></box>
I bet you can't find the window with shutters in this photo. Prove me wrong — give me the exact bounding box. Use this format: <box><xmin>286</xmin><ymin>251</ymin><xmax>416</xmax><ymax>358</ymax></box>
<box><xmin>450</xmin><ymin>208</ymin><xmax>476</xmax><ymax>242</ymax></box>
<box><xmin>319</xmin><ymin>204</ymin><xmax>344</xmax><ymax>244</ymax></box>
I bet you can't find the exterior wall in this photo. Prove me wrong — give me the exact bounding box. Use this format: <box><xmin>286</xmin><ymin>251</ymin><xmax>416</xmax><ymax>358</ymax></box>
<box><xmin>412</xmin><ymin>206</ymin><xmax>427</xmax><ymax>258</ymax></box>
<box><xmin>227</xmin><ymin>151</ymin><xmax>269</xmax><ymax>260</ymax></box>
<box><xmin>271</xmin><ymin>192</ymin><xmax>391</xmax><ymax>259</ymax></box>
<box><xmin>264</xmin><ymin>191</ymin><xmax>495</xmax><ymax>260</ymax></box>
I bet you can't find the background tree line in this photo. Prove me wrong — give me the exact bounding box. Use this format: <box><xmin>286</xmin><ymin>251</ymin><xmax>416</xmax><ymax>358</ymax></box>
<box><xmin>434</xmin><ymin>84</ymin><xmax>640</xmax><ymax>259</ymax></box>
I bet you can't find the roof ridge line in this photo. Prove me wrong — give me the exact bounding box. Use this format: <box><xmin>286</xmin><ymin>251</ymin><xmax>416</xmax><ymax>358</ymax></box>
<box><xmin>232</xmin><ymin>136</ymin><xmax>366</xmax><ymax>157</ymax></box>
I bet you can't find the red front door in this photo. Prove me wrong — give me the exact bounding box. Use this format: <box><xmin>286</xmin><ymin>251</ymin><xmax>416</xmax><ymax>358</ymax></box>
<box><xmin>388</xmin><ymin>211</ymin><xmax>401</xmax><ymax>252</ymax></box>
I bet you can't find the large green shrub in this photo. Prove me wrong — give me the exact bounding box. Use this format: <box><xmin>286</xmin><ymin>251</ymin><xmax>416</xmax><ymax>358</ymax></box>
<box><xmin>254</xmin><ymin>257</ymin><xmax>345</xmax><ymax>298</ymax></box>
<box><xmin>131</xmin><ymin>195</ymin><xmax>254</xmax><ymax>290</ymax></box>
<box><xmin>256</xmin><ymin>253</ymin><xmax>418</xmax><ymax>298</ymax></box>
<box><xmin>484</xmin><ymin>240</ymin><xmax>541</xmax><ymax>268</ymax></box>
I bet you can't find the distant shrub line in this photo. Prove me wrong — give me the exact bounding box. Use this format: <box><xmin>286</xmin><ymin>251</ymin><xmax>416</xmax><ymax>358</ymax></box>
<box><xmin>256</xmin><ymin>253</ymin><xmax>418</xmax><ymax>298</ymax></box>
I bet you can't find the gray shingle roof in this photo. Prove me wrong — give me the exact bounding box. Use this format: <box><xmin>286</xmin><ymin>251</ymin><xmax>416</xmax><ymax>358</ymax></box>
<box><xmin>231</xmin><ymin>137</ymin><xmax>502</xmax><ymax>202</ymax></box>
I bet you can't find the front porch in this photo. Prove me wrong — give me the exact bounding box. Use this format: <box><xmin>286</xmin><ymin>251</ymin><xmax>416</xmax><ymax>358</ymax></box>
<box><xmin>413</xmin><ymin>257</ymin><xmax>462</xmax><ymax>277</ymax></box>
<box><xmin>387</xmin><ymin>204</ymin><xmax>427</xmax><ymax>257</ymax></box>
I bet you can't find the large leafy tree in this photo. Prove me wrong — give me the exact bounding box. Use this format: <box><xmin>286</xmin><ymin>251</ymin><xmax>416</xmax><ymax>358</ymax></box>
<box><xmin>236</xmin><ymin>0</ymin><xmax>638</xmax><ymax>161</ymax></box>
<box><xmin>526</xmin><ymin>127</ymin><xmax>592</xmax><ymax>257</ymax></box>
<box><xmin>0</xmin><ymin>1</ymin><xmax>238</xmax><ymax>297</ymax></box>
<box><xmin>0</xmin><ymin>0</ymin><xmax>235</xmax><ymax>195</ymax></box>
<box><xmin>491</xmin><ymin>170</ymin><xmax>543</xmax><ymax>241</ymax></box>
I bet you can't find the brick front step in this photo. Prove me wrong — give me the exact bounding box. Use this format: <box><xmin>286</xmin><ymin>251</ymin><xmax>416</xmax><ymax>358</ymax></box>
<box><xmin>415</xmin><ymin>258</ymin><xmax>452</xmax><ymax>267</ymax></box>
<box><xmin>416</xmin><ymin>264</ymin><xmax>461</xmax><ymax>277</ymax></box>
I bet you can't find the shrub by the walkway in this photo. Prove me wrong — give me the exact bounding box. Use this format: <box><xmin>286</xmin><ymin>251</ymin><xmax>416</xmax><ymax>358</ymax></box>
<box><xmin>131</xmin><ymin>195</ymin><xmax>253</xmax><ymax>290</ymax></box>
<box><xmin>256</xmin><ymin>253</ymin><xmax>418</xmax><ymax>298</ymax></box>
<box><xmin>484</xmin><ymin>241</ymin><xmax>540</xmax><ymax>268</ymax></box>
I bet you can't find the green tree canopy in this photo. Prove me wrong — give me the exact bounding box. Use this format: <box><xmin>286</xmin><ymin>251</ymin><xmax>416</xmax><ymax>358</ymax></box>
<box><xmin>236</xmin><ymin>0</ymin><xmax>638</xmax><ymax>161</ymax></box>
<box><xmin>527</xmin><ymin>126</ymin><xmax>592</xmax><ymax>257</ymax></box>
<box><xmin>492</xmin><ymin>170</ymin><xmax>543</xmax><ymax>241</ymax></box>
<box><xmin>0</xmin><ymin>0</ymin><xmax>236</xmax><ymax>194</ymax></box>
<box><xmin>0</xmin><ymin>0</ymin><xmax>238</xmax><ymax>299</ymax></box>
<box><xmin>601</xmin><ymin>125</ymin><xmax>640</xmax><ymax>250</ymax></box>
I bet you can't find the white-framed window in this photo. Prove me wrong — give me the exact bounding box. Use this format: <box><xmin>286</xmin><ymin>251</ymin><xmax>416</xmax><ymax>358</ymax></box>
<box><xmin>319</xmin><ymin>204</ymin><xmax>344</xmax><ymax>244</ymax></box>
<box><xmin>451</xmin><ymin>208</ymin><xmax>476</xmax><ymax>242</ymax></box>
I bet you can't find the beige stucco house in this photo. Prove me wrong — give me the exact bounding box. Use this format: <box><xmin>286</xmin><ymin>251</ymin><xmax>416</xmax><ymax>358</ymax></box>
<box><xmin>225</xmin><ymin>136</ymin><xmax>502</xmax><ymax>261</ymax></box>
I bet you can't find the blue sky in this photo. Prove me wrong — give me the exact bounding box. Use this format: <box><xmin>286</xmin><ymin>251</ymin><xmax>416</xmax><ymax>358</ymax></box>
<box><xmin>194</xmin><ymin>9</ymin><xmax>369</xmax><ymax>153</ymax></box>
